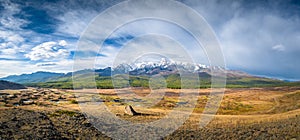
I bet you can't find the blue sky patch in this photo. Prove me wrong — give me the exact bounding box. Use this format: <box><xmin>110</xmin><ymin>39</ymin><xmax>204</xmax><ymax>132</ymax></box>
<box><xmin>14</xmin><ymin>6</ymin><xmax>59</xmax><ymax>34</ymax></box>
<box><xmin>103</xmin><ymin>35</ymin><xmax>135</xmax><ymax>47</ymax></box>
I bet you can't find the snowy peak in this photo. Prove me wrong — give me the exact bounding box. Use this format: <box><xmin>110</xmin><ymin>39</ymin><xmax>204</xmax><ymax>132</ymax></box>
<box><xmin>112</xmin><ymin>58</ymin><xmax>225</xmax><ymax>76</ymax></box>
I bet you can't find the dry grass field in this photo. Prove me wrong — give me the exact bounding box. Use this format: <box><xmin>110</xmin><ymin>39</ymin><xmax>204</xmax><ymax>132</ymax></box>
<box><xmin>0</xmin><ymin>87</ymin><xmax>299</xmax><ymax>139</ymax></box>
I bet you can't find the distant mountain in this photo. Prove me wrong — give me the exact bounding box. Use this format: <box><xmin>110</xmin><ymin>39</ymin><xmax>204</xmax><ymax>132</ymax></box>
<box><xmin>0</xmin><ymin>59</ymin><xmax>286</xmax><ymax>89</ymax></box>
<box><xmin>113</xmin><ymin>59</ymin><xmax>243</xmax><ymax>78</ymax></box>
<box><xmin>0</xmin><ymin>71</ymin><xmax>64</xmax><ymax>84</ymax></box>
<box><xmin>0</xmin><ymin>80</ymin><xmax>26</xmax><ymax>90</ymax></box>
<box><xmin>95</xmin><ymin>67</ymin><xmax>112</xmax><ymax>76</ymax></box>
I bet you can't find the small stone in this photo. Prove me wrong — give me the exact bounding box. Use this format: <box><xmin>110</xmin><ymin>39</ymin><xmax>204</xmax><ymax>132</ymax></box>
<box><xmin>83</xmin><ymin>122</ymin><xmax>92</xmax><ymax>127</ymax></box>
<box><xmin>11</xmin><ymin>116</ymin><xmax>17</xmax><ymax>121</ymax></box>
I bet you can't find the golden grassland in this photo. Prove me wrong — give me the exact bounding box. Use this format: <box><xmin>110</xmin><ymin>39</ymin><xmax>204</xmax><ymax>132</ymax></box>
<box><xmin>1</xmin><ymin>86</ymin><xmax>300</xmax><ymax>139</ymax></box>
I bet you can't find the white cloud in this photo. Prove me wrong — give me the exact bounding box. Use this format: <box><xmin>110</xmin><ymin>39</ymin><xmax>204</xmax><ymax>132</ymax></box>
<box><xmin>25</xmin><ymin>40</ymin><xmax>69</xmax><ymax>61</ymax></box>
<box><xmin>272</xmin><ymin>44</ymin><xmax>285</xmax><ymax>52</ymax></box>
<box><xmin>55</xmin><ymin>10</ymin><xmax>98</xmax><ymax>37</ymax></box>
<box><xmin>0</xmin><ymin>40</ymin><xmax>19</xmax><ymax>58</ymax></box>
<box><xmin>58</xmin><ymin>40</ymin><xmax>68</xmax><ymax>46</ymax></box>
<box><xmin>219</xmin><ymin>11</ymin><xmax>300</xmax><ymax>71</ymax></box>
<box><xmin>0</xmin><ymin>30</ymin><xmax>24</xmax><ymax>45</ymax></box>
<box><xmin>6</xmin><ymin>34</ymin><xmax>24</xmax><ymax>43</ymax></box>
<box><xmin>0</xmin><ymin>1</ymin><xmax>28</xmax><ymax>30</ymax></box>
<box><xmin>35</xmin><ymin>59</ymin><xmax>74</xmax><ymax>72</ymax></box>
<box><xmin>0</xmin><ymin>18</ymin><xmax>28</xmax><ymax>58</ymax></box>
<box><xmin>1</xmin><ymin>48</ymin><xmax>17</xmax><ymax>55</ymax></box>
<box><xmin>169</xmin><ymin>0</ymin><xmax>300</xmax><ymax>79</ymax></box>
<box><xmin>109</xmin><ymin>35</ymin><xmax>198</xmax><ymax>66</ymax></box>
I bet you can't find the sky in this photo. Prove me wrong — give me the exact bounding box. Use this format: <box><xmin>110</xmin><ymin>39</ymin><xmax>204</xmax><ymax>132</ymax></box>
<box><xmin>0</xmin><ymin>0</ymin><xmax>300</xmax><ymax>81</ymax></box>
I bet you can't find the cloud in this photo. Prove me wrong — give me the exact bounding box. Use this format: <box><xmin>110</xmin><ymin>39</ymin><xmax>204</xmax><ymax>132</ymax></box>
<box><xmin>39</xmin><ymin>0</ymin><xmax>124</xmax><ymax>37</ymax></box>
<box><xmin>1</xmin><ymin>48</ymin><xmax>17</xmax><ymax>55</ymax></box>
<box><xmin>0</xmin><ymin>1</ymin><xmax>38</xmax><ymax>59</ymax></box>
<box><xmin>0</xmin><ymin>1</ymin><xmax>28</xmax><ymax>30</ymax></box>
<box><xmin>79</xmin><ymin>10</ymin><xmax>212</xmax><ymax>66</ymax></box>
<box><xmin>55</xmin><ymin>10</ymin><xmax>98</xmax><ymax>37</ymax></box>
<box><xmin>0</xmin><ymin>30</ymin><xmax>24</xmax><ymax>44</ymax></box>
<box><xmin>0</xmin><ymin>32</ymin><xmax>24</xmax><ymax>50</ymax></box>
<box><xmin>72</xmin><ymin>0</ymin><xmax>300</xmax><ymax>80</ymax></box>
<box><xmin>272</xmin><ymin>44</ymin><xmax>285</xmax><ymax>52</ymax></box>
<box><xmin>219</xmin><ymin>10</ymin><xmax>300</xmax><ymax>76</ymax></box>
<box><xmin>35</xmin><ymin>59</ymin><xmax>74</xmax><ymax>72</ymax></box>
<box><xmin>182</xmin><ymin>0</ymin><xmax>300</xmax><ymax>79</ymax></box>
<box><xmin>25</xmin><ymin>40</ymin><xmax>69</xmax><ymax>61</ymax></box>
<box><xmin>0</xmin><ymin>30</ymin><xmax>24</xmax><ymax>58</ymax></box>
<box><xmin>0</xmin><ymin>60</ymin><xmax>43</xmax><ymax>78</ymax></box>
<box><xmin>0</xmin><ymin>0</ymin><xmax>299</xmax><ymax>80</ymax></box>
<box><xmin>58</xmin><ymin>40</ymin><xmax>67</xmax><ymax>46</ymax></box>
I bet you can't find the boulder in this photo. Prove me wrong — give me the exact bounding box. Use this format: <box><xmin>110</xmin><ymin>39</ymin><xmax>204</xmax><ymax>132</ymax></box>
<box><xmin>124</xmin><ymin>105</ymin><xmax>140</xmax><ymax>116</ymax></box>
<box><xmin>22</xmin><ymin>100</ymin><xmax>34</xmax><ymax>105</ymax></box>
<box><xmin>7</xmin><ymin>95</ymin><xmax>17</xmax><ymax>99</ymax></box>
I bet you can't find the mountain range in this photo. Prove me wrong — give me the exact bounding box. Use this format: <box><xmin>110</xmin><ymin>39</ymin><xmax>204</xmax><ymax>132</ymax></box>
<box><xmin>1</xmin><ymin>60</ymin><xmax>249</xmax><ymax>83</ymax></box>
<box><xmin>0</xmin><ymin>59</ymin><xmax>291</xmax><ymax>89</ymax></box>
<box><xmin>1</xmin><ymin>71</ymin><xmax>65</xmax><ymax>84</ymax></box>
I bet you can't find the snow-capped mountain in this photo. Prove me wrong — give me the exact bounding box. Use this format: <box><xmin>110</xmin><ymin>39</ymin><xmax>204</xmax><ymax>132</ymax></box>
<box><xmin>111</xmin><ymin>58</ymin><xmax>226</xmax><ymax>76</ymax></box>
<box><xmin>1</xmin><ymin>59</ymin><xmax>253</xmax><ymax>84</ymax></box>
<box><xmin>131</xmin><ymin>58</ymin><xmax>210</xmax><ymax>71</ymax></box>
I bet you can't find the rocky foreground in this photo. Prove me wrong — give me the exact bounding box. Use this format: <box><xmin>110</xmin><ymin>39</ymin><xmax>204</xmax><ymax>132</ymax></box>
<box><xmin>0</xmin><ymin>108</ymin><xmax>110</xmax><ymax>139</ymax></box>
<box><xmin>0</xmin><ymin>88</ymin><xmax>76</xmax><ymax>107</ymax></box>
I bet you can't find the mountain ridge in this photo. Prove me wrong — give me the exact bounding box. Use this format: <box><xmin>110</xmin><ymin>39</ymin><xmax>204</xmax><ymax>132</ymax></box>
<box><xmin>1</xmin><ymin>71</ymin><xmax>65</xmax><ymax>84</ymax></box>
<box><xmin>0</xmin><ymin>61</ymin><xmax>289</xmax><ymax>89</ymax></box>
<box><xmin>0</xmin><ymin>80</ymin><xmax>26</xmax><ymax>90</ymax></box>
<box><xmin>1</xmin><ymin>61</ymin><xmax>250</xmax><ymax>83</ymax></box>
